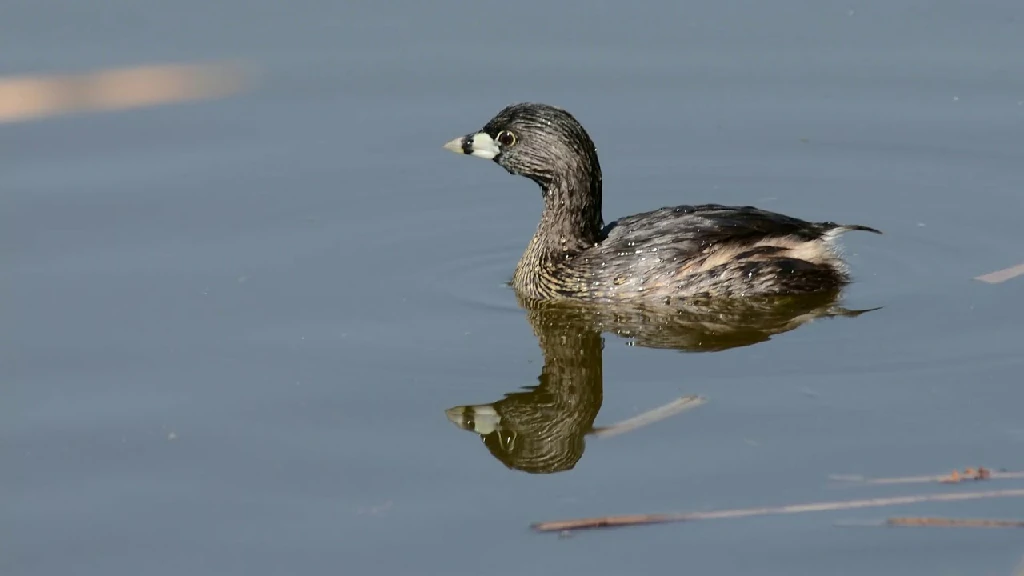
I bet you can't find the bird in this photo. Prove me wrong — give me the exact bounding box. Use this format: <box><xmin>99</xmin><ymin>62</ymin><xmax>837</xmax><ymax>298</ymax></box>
<box><xmin>443</xmin><ymin>102</ymin><xmax>880</xmax><ymax>304</ymax></box>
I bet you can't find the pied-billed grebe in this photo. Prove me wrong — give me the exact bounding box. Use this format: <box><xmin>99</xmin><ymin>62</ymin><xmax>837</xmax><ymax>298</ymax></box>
<box><xmin>443</xmin><ymin>102</ymin><xmax>880</xmax><ymax>301</ymax></box>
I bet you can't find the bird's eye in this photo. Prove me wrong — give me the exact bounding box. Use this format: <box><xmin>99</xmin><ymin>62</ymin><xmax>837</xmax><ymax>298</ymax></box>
<box><xmin>496</xmin><ymin>130</ymin><xmax>516</xmax><ymax>146</ymax></box>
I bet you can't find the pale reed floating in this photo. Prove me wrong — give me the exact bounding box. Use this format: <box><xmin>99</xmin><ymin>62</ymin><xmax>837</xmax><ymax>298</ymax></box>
<box><xmin>975</xmin><ymin>262</ymin><xmax>1024</xmax><ymax>284</ymax></box>
<box><xmin>531</xmin><ymin>488</ymin><xmax>1024</xmax><ymax>533</ymax></box>
<box><xmin>0</xmin><ymin>61</ymin><xmax>248</xmax><ymax>124</ymax></box>
<box><xmin>591</xmin><ymin>395</ymin><xmax>707</xmax><ymax>439</ymax></box>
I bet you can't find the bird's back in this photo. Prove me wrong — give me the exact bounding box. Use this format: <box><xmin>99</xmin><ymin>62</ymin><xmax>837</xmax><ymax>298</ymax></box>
<box><xmin>513</xmin><ymin>204</ymin><xmax>880</xmax><ymax>301</ymax></box>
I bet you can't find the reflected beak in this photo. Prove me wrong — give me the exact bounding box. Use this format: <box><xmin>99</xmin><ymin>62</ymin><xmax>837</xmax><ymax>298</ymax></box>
<box><xmin>445</xmin><ymin>405</ymin><xmax>502</xmax><ymax>434</ymax></box>
<box><xmin>442</xmin><ymin>132</ymin><xmax>500</xmax><ymax>160</ymax></box>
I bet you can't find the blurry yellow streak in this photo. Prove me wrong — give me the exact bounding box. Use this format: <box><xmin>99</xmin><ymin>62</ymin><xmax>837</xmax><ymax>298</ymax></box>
<box><xmin>0</xmin><ymin>62</ymin><xmax>249</xmax><ymax>124</ymax></box>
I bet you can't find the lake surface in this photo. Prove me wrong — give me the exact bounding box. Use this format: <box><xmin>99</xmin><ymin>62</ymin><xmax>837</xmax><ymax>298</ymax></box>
<box><xmin>5</xmin><ymin>1</ymin><xmax>1024</xmax><ymax>574</ymax></box>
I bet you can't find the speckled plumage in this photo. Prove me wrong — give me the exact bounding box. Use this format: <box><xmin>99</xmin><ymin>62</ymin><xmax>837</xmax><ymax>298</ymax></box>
<box><xmin>444</xmin><ymin>102</ymin><xmax>880</xmax><ymax>302</ymax></box>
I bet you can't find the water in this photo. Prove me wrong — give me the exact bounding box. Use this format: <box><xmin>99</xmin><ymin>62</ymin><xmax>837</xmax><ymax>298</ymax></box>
<box><xmin>5</xmin><ymin>1</ymin><xmax>1024</xmax><ymax>574</ymax></box>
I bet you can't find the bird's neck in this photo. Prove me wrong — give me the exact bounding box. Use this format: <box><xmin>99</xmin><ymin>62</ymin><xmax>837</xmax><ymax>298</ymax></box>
<box><xmin>512</xmin><ymin>168</ymin><xmax>604</xmax><ymax>295</ymax></box>
<box><xmin>534</xmin><ymin>167</ymin><xmax>605</xmax><ymax>254</ymax></box>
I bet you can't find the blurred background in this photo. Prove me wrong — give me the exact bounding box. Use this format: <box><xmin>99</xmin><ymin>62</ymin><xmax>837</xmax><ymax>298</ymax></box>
<box><xmin>4</xmin><ymin>1</ymin><xmax>1024</xmax><ymax>575</ymax></box>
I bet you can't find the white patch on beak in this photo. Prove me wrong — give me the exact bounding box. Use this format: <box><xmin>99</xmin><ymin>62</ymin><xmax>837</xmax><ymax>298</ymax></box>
<box><xmin>443</xmin><ymin>132</ymin><xmax>501</xmax><ymax>160</ymax></box>
<box><xmin>465</xmin><ymin>406</ymin><xmax>501</xmax><ymax>434</ymax></box>
<box><xmin>465</xmin><ymin>133</ymin><xmax>500</xmax><ymax>159</ymax></box>
<box><xmin>445</xmin><ymin>405</ymin><xmax>502</xmax><ymax>434</ymax></box>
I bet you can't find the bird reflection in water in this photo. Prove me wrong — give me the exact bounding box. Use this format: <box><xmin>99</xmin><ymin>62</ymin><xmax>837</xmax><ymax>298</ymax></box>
<box><xmin>445</xmin><ymin>291</ymin><xmax>876</xmax><ymax>474</ymax></box>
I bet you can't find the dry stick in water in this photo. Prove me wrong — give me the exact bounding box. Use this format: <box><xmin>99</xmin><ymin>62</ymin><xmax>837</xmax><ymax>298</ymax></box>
<box><xmin>531</xmin><ymin>488</ymin><xmax>1024</xmax><ymax>533</ymax></box>
<box><xmin>591</xmin><ymin>395</ymin><xmax>707</xmax><ymax>439</ymax></box>
<box><xmin>830</xmin><ymin>467</ymin><xmax>1024</xmax><ymax>486</ymax></box>
<box><xmin>837</xmin><ymin>517</ymin><xmax>1024</xmax><ymax>529</ymax></box>
<box><xmin>888</xmin><ymin>517</ymin><xmax>1024</xmax><ymax>528</ymax></box>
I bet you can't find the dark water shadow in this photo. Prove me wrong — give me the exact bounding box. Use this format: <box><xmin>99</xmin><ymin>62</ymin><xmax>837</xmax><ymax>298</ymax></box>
<box><xmin>445</xmin><ymin>292</ymin><xmax>877</xmax><ymax>474</ymax></box>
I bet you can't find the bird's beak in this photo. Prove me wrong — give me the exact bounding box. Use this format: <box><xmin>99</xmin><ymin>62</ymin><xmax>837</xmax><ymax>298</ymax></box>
<box><xmin>442</xmin><ymin>132</ymin><xmax>500</xmax><ymax>160</ymax></box>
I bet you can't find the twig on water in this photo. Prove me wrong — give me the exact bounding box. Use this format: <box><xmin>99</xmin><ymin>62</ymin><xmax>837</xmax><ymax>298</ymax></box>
<box><xmin>530</xmin><ymin>488</ymin><xmax>1024</xmax><ymax>533</ymax></box>
<box><xmin>975</xmin><ymin>262</ymin><xmax>1024</xmax><ymax>284</ymax></box>
<box><xmin>591</xmin><ymin>395</ymin><xmax>707</xmax><ymax>439</ymax></box>
<box><xmin>835</xmin><ymin>517</ymin><xmax>1024</xmax><ymax>529</ymax></box>
<box><xmin>829</xmin><ymin>467</ymin><xmax>1024</xmax><ymax>486</ymax></box>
